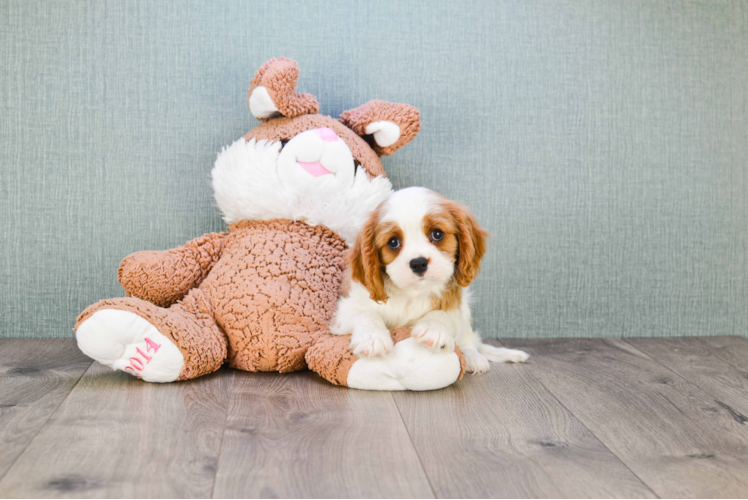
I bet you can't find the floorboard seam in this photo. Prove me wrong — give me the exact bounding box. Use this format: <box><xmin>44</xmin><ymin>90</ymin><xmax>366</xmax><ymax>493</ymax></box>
<box><xmin>0</xmin><ymin>357</ymin><xmax>94</xmax><ymax>486</ymax></box>
<box><xmin>390</xmin><ymin>392</ymin><xmax>438</xmax><ymax>499</ymax></box>
<box><xmin>619</xmin><ymin>338</ymin><xmax>708</xmax><ymax>384</ymax></box>
<box><xmin>209</xmin><ymin>370</ymin><xmax>234</xmax><ymax>499</ymax></box>
<box><xmin>494</xmin><ymin>339</ymin><xmax>661</xmax><ymax>499</ymax></box>
<box><xmin>619</xmin><ymin>338</ymin><xmax>748</xmax><ymax>416</ymax></box>
<box><xmin>695</xmin><ymin>337</ymin><xmax>748</xmax><ymax>374</ymax></box>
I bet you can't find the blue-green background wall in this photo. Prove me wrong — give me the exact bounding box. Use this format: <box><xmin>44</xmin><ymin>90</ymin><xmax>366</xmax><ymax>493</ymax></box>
<box><xmin>2</xmin><ymin>0</ymin><xmax>747</xmax><ymax>338</ymax></box>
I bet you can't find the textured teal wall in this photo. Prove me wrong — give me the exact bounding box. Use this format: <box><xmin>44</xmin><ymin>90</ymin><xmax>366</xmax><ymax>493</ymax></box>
<box><xmin>1</xmin><ymin>0</ymin><xmax>747</xmax><ymax>338</ymax></box>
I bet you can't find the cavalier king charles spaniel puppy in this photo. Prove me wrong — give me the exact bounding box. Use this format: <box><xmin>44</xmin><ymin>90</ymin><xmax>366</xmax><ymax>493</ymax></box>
<box><xmin>331</xmin><ymin>187</ymin><xmax>528</xmax><ymax>374</ymax></box>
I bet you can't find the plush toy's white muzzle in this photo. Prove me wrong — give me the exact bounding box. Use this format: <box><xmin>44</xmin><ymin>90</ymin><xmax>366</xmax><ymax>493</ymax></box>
<box><xmin>277</xmin><ymin>127</ymin><xmax>356</xmax><ymax>192</ymax></box>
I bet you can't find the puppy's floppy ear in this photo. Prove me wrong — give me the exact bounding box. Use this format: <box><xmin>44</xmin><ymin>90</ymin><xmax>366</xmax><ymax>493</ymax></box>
<box><xmin>340</xmin><ymin>100</ymin><xmax>421</xmax><ymax>156</ymax></box>
<box><xmin>349</xmin><ymin>210</ymin><xmax>389</xmax><ymax>303</ymax></box>
<box><xmin>447</xmin><ymin>201</ymin><xmax>489</xmax><ymax>288</ymax></box>
<box><xmin>248</xmin><ymin>57</ymin><xmax>319</xmax><ymax>121</ymax></box>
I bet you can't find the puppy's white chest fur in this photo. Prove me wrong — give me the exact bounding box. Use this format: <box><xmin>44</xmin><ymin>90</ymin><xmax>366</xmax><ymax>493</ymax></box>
<box><xmin>393</xmin><ymin>293</ymin><xmax>438</xmax><ymax>328</ymax></box>
<box><xmin>336</xmin><ymin>280</ymin><xmax>443</xmax><ymax>332</ymax></box>
<box><xmin>371</xmin><ymin>293</ymin><xmax>435</xmax><ymax>329</ymax></box>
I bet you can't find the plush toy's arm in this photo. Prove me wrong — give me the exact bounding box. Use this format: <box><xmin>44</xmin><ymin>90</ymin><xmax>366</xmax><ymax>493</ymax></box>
<box><xmin>118</xmin><ymin>232</ymin><xmax>228</xmax><ymax>308</ymax></box>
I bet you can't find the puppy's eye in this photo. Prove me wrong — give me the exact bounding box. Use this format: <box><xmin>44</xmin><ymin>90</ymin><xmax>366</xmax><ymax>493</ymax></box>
<box><xmin>387</xmin><ymin>237</ymin><xmax>401</xmax><ymax>250</ymax></box>
<box><xmin>431</xmin><ymin>229</ymin><xmax>444</xmax><ymax>242</ymax></box>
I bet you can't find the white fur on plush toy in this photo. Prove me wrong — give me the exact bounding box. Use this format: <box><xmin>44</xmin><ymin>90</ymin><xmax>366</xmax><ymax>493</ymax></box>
<box><xmin>365</xmin><ymin>121</ymin><xmax>401</xmax><ymax>148</ymax></box>
<box><xmin>212</xmin><ymin>137</ymin><xmax>392</xmax><ymax>243</ymax></box>
<box><xmin>346</xmin><ymin>337</ymin><xmax>462</xmax><ymax>391</ymax></box>
<box><xmin>248</xmin><ymin>86</ymin><xmax>280</xmax><ymax>119</ymax></box>
<box><xmin>77</xmin><ymin>309</ymin><xmax>184</xmax><ymax>383</ymax></box>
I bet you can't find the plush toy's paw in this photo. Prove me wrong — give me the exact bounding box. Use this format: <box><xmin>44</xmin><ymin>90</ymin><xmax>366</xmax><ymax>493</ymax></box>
<box><xmin>76</xmin><ymin>309</ymin><xmax>184</xmax><ymax>383</ymax></box>
<box><xmin>411</xmin><ymin>321</ymin><xmax>455</xmax><ymax>352</ymax></box>
<box><xmin>463</xmin><ymin>348</ymin><xmax>490</xmax><ymax>375</ymax></box>
<box><xmin>351</xmin><ymin>329</ymin><xmax>394</xmax><ymax>357</ymax></box>
<box><xmin>478</xmin><ymin>344</ymin><xmax>530</xmax><ymax>363</ymax></box>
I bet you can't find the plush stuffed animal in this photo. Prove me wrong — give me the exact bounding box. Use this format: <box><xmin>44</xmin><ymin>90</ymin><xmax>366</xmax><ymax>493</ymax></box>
<box><xmin>75</xmin><ymin>58</ymin><xmax>465</xmax><ymax>390</ymax></box>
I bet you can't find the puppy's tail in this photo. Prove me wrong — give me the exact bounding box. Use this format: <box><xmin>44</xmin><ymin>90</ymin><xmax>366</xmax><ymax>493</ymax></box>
<box><xmin>477</xmin><ymin>343</ymin><xmax>529</xmax><ymax>363</ymax></box>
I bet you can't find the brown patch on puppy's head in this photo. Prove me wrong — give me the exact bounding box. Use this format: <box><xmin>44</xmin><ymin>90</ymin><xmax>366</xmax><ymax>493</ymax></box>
<box><xmin>441</xmin><ymin>199</ymin><xmax>489</xmax><ymax>288</ymax></box>
<box><xmin>349</xmin><ymin>206</ymin><xmax>390</xmax><ymax>303</ymax></box>
<box><xmin>422</xmin><ymin>202</ymin><xmax>466</xmax><ymax>311</ymax></box>
<box><xmin>422</xmin><ymin>209</ymin><xmax>459</xmax><ymax>265</ymax></box>
<box><xmin>375</xmin><ymin>221</ymin><xmax>404</xmax><ymax>269</ymax></box>
<box><xmin>420</xmin><ymin>194</ymin><xmax>489</xmax><ymax>289</ymax></box>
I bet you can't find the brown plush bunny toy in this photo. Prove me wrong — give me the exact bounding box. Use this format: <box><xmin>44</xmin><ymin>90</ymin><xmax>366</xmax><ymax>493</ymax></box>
<box><xmin>75</xmin><ymin>58</ymin><xmax>464</xmax><ymax>390</ymax></box>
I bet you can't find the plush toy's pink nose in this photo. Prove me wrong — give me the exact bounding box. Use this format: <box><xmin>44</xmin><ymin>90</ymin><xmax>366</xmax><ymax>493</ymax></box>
<box><xmin>317</xmin><ymin>127</ymin><xmax>339</xmax><ymax>142</ymax></box>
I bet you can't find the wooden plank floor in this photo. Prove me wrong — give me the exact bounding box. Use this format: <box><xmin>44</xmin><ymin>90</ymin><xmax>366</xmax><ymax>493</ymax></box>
<box><xmin>0</xmin><ymin>337</ymin><xmax>746</xmax><ymax>498</ymax></box>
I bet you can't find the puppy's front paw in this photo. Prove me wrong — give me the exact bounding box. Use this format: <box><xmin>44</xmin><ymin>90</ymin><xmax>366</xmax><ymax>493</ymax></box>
<box><xmin>411</xmin><ymin>321</ymin><xmax>455</xmax><ymax>352</ymax></box>
<box><xmin>463</xmin><ymin>349</ymin><xmax>490</xmax><ymax>375</ymax></box>
<box><xmin>351</xmin><ymin>330</ymin><xmax>394</xmax><ymax>357</ymax></box>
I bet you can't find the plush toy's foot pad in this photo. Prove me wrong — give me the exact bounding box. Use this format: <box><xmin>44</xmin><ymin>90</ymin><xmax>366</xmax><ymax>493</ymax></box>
<box><xmin>76</xmin><ymin>309</ymin><xmax>184</xmax><ymax>383</ymax></box>
<box><xmin>346</xmin><ymin>337</ymin><xmax>462</xmax><ymax>391</ymax></box>
<box><xmin>307</xmin><ymin>328</ymin><xmax>465</xmax><ymax>391</ymax></box>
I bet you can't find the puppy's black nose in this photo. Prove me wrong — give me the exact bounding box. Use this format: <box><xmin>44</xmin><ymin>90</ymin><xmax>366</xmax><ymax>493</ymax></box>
<box><xmin>409</xmin><ymin>257</ymin><xmax>429</xmax><ymax>276</ymax></box>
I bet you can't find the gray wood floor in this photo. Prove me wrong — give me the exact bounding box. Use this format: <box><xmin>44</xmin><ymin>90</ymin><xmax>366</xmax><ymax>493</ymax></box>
<box><xmin>0</xmin><ymin>337</ymin><xmax>747</xmax><ymax>498</ymax></box>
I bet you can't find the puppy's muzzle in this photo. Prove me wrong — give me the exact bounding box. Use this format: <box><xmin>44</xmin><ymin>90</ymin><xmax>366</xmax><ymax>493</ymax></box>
<box><xmin>409</xmin><ymin>257</ymin><xmax>429</xmax><ymax>276</ymax></box>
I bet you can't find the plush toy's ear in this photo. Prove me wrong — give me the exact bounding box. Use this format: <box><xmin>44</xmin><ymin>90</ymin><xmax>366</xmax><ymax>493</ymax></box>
<box><xmin>340</xmin><ymin>100</ymin><xmax>421</xmax><ymax>156</ymax></box>
<box><xmin>248</xmin><ymin>58</ymin><xmax>319</xmax><ymax>121</ymax></box>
